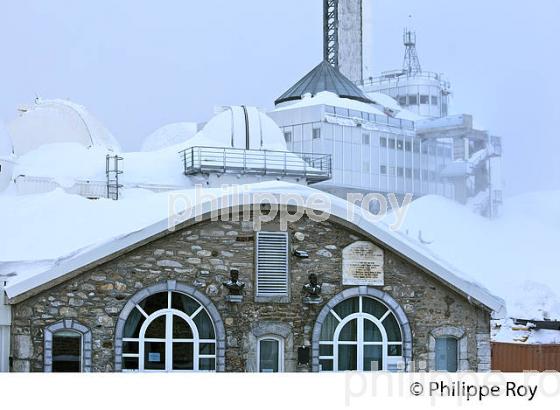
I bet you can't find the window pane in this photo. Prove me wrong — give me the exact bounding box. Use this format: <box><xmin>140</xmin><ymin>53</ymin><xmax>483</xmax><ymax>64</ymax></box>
<box><xmin>259</xmin><ymin>340</ymin><xmax>279</xmax><ymax>373</ymax></box>
<box><xmin>362</xmin><ymin>298</ymin><xmax>387</xmax><ymax>318</ymax></box>
<box><xmin>320</xmin><ymin>359</ymin><xmax>333</xmax><ymax>371</ymax></box>
<box><xmin>200</xmin><ymin>343</ymin><xmax>215</xmax><ymax>355</ymax></box>
<box><xmin>123</xmin><ymin>341</ymin><xmax>139</xmax><ymax>354</ymax></box>
<box><xmin>364</xmin><ymin>345</ymin><xmax>383</xmax><ymax>371</ymax></box>
<box><xmin>139</xmin><ymin>292</ymin><xmax>168</xmax><ymax>315</ymax></box>
<box><xmin>383</xmin><ymin>314</ymin><xmax>402</xmax><ymax>342</ymax></box>
<box><xmin>435</xmin><ymin>338</ymin><xmax>458</xmax><ymax>372</ymax></box>
<box><xmin>338</xmin><ymin>345</ymin><xmax>357</xmax><ymax>371</ymax></box>
<box><xmin>171</xmin><ymin>293</ymin><xmax>201</xmax><ymax>316</ymax></box>
<box><xmin>123</xmin><ymin>357</ymin><xmax>139</xmax><ymax>370</ymax></box>
<box><xmin>339</xmin><ymin>320</ymin><xmax>358</xmax><ymax>342</ymax></box>
<box><xmin>193</xmin><ymin>309</ymin><xmax>215</xmax><ymax>339</ymax></box>
<box><xmin>334</xmin><ymin>298</ymin><xmax>359</xmax><ymax>319</ymax></box>
<box><xmin>173</xmin><ymin>315</ymin><xmax>193</xmax><ymax>339</ymax></box>
<box><xmin>144</xmin><ymin>342</ymin><xmax>165</xmax><ymax>370</ymax></box>
<box><xmin>389</xmin><ymin>345</ymin><xmax>402</xmax><ymax>357</ymax></box>
<box><xmin>199</xmin><ymin>358</ymin><xmax>216</xmax><ymax>371</ymax></box>
<box><xmin>173</xmin><ymin>343</ymin><xmax>194</xmax><ymax>370</ymax></box>
<box><xmin>319</xmin><ymin>345</ymin><xmax>333</xmax><ymax>357</ymax></box>
<box><xmin>364</xmin><ymin>320</ymin><xmax>382</xmax><ymax>342</ymax></box>
<box><xmin>52</xmin><ymin>331</ymin><xmax>81</xmax><ymax>372</ymax></box>
<box><xmin>145</xmin><ymin>315</ymin><xmax>166</xmax><ymax>339</ymax></box>
<box><xmin>320</xmin><ymin>312</ymin><xmax>338</xmax><ymax>341</ymax></box>
<box><xmin>124</xmin><ymin>307</ymin><xmax>144</xmax><ymax>338</ymax></box>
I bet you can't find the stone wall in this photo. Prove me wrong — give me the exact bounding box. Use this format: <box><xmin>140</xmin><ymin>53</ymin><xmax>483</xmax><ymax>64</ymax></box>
<box><xmin>10</xmin><ymin>214</ymin><xmax>490</xmax><ymax>372</ymax></box>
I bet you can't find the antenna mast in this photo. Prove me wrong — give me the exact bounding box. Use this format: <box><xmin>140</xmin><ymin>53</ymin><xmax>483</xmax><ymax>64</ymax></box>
<box><xmin>402</xmin><ymin>28</ymin><xmax>422</xmax><ymax>75</ymax></box>
<box><xmin>323</xmin><ymin>0</ymin><xmax>339</xmax><ymax>68</ymax></box>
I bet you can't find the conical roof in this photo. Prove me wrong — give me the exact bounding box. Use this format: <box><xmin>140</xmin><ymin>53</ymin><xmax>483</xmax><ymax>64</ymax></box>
<box><xmin>275</xmin><ymin>61</ymin><xmax>372</xmax><ymax>105</ymax></box>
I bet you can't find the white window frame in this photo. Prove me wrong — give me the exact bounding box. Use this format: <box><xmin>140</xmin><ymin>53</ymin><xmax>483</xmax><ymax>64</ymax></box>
<box><xmin>319</xmin><ymin>296</ymin><xmax>403</xmax><ymax>372</ymax></box>
<box><xmin>257</xmin><ymin>335</ymin><xmax>284</xmax><ymax>373</ymax></box>
<box><xmin>122</xmin><ymin>291</ymin><xmax>217</xmax><ymax>373</ymax></box>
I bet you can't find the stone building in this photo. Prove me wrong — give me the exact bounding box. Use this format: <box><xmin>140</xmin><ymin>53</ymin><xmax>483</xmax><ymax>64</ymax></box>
<box><xmin>5</xmin><ymin>190</ymin><xmax>502</xmax><ymax>373</ymax></box>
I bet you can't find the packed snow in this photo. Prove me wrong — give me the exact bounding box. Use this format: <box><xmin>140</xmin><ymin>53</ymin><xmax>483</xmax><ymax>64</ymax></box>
<box><xmin>274</xmin><ymin>90</ymin><xmax>423</xmax><ymax>122</ymax></box>
<box><xmin>141</xmin><ymin>122</ymin><xmax>199</xmax><ymax>152</ymax></box>
<box><xmin>387</xmin><ymin>192</ymin><xmax>560</xmax><ymax>344</ymax></box>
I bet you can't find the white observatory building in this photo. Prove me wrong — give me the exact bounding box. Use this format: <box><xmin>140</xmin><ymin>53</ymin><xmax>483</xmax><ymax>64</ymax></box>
<box><xmin>270</xmin><ymin>0</ymin><xmax>503</xmax><ymax>217</ymax></box>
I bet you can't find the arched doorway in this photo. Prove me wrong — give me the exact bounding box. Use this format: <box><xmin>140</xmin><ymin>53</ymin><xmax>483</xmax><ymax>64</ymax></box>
<box><xmin>313</xmin><ymin>288</ymin><xmax>412</xmax><ymax>372</ymax></box>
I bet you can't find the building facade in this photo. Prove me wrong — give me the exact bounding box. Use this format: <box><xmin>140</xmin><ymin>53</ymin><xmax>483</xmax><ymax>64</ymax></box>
<box><xmin>8</xmin><ymin>206</ymin><xmax>495</xmax><ymax>373</ymax></box>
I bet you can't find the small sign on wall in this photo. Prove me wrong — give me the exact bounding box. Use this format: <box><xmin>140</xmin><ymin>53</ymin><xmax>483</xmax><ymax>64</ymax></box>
<box><xmin>342</xmin><ymin>241</ymin><xmax>384</xmax><ymax>286</ymax></box>
<box><xmin>148</xmin><ymin>352</ymin><xmax>161</xmax><ymax>362</ymax></box>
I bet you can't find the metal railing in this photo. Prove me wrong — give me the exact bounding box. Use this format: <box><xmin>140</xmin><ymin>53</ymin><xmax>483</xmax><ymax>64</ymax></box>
<box><xmin>179</xmin><ymin>146</ymin><xmax>332</xmax><ymax>183</ymax></box>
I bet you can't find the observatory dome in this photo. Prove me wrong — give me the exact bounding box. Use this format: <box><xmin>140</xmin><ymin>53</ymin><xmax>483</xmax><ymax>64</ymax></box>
<box><xmin>7</xmin><ymin>98</ymin><xmax>121</xmax><ymax>155</ymax></box>
<box><xmin>141</xmin><ymin>122</ymin><xmax>198</xmax><ymax>152</ymax></box>
<box><xmin>189</xmin><ymin>106</ymin><xmax>287</xmax><ymax>151</ymax></box>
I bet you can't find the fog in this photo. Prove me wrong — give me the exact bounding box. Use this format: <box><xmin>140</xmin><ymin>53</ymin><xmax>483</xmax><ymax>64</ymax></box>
<box><xmin>0</xmin><ymin>0</ymin><xmax>558</xmax><ymax>196</ymax></box>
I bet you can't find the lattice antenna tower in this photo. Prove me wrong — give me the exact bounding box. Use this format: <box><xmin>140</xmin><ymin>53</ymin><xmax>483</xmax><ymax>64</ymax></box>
<box><xmin>402</xmin><ymin>28</ymin><xmax>422</xmax><ymax>75</ymax></box>
<box><xmin>323</xmin><ymin>0</ymin><xmax>339</xmax><ymax>68</ymax></box>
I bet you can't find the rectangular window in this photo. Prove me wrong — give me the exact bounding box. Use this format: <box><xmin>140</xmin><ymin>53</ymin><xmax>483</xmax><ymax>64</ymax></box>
<box><xmin>435</xmin><ymin>337</ymin><xmax>458</xmax><ymax>372</ymax></box>
<box><xmin>388</xmin><ymin>166</ymin><xmax>396</xmax><ymax>176</ymax></box>
<box><xmin>431</xmin><ymin>96</ymin><xmax>438</xmax><ymax>106</ymax></box>
<box><xmin>362</xmin><ymin>133</ymin><xmax>370</xmax><ymax>145</ymax></box>
<box><xmin>284</xmin><ymin>131</ymin><xmax>292</xmax><ymax>143</ymax></box>
<box><xmin>420</xmin><ymin>95</ymin><xmax>429</xmax><ymax>105</ymax></box>
<box><xmin>413</xmin><ymin>142</ymin><xmax>420</xmax><ymax>153</ymax></box>
<box><xmin>380</xmin><ymin>137</ymin><xmax>387</xmax><ymax>148</ymax></box>
<box><xmin>405</xmin><ymin>141</ymin><xmax>412</xmax><ymax>152</ymax></box>
<box><xmin>396</xmin><ymin>140</ymin><xmax>404</xmax><ymax>151</ymax></box>
<box><xmin>397</xmin><ymin>167</ymin><xmax>404</xmax><ymax>177</ymax></box>
<box><xmin>398</xmin><ymin>96</ymin><xmax>407</xmax><ymax>106</ymax></box>
<box><xmin>388</xmin><ymin>139</ymin><xmax>396</xmax><ymax>150</ymax></box>
<box><xmin>405</xmin><ymin>168</ymin><xmax>412</xmax><ymax>179</ymax></box>
<box><xmin>256</xmin><ymin>232</ymin><xmax>289</xmax><ymax>297</ymax></box>
<box><xmin>408</xmin><ymin>95</ymin><xmax>418</xmax><ymax>105</ymax></box>
<box><xmin>312</xmin><ymin>128</ymin><xmax>321</xmax><ymax>140</ymax></box>
<box><xmin>380</xmin><ymin>165</ymin><xmax>387</xmax><ymax>175</ymax></box>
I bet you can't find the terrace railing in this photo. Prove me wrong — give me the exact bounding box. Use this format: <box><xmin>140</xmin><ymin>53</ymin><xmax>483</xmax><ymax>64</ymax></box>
<box><xmin>180</xmin><ymin>146</ymin><xmax>332</xmax><ymax>184</ymax></box>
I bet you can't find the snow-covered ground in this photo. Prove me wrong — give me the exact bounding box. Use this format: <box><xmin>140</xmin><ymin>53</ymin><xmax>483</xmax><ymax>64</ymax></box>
<box><xmin>388</xmin><ymin>192</ymin><xmax>560</xmax><ymax>344</ymax></box>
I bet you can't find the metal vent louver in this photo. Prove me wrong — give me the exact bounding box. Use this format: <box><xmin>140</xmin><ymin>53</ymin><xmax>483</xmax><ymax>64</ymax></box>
<box><xmin>256</xmin><ymin>232</ymin><xmax>289</xmax><ymax>296</ymax></box>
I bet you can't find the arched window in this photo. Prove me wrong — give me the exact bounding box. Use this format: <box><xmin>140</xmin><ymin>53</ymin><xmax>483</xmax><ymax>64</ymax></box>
<box><xmin>318</xmin><ymin>296</ymin><xmax>403</xmax><ymax>371</ymax></box>
<box><xmin>52</xmin><ymin>330</ymin><xmax>82</xmax><ymax>372</ymax></box>
<box><xmin>257</xmin><ymin>335</ymin><xmax>284</xmax><ymax>373</ymax></box>
<box><xmin>44</xmin><ymin>319</ymin><xmax>92</xmax><ymax>372</ymax></box>
<box><xmin>121</xmin><ymin>290</ymin><xmax>217</xmax><ymax>372</ymax></box>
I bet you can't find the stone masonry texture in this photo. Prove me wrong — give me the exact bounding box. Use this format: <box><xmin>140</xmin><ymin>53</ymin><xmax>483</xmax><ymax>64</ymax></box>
<box><xmin>10</xmin><ymin>214</ymin><xmax>490</xmax><ymax>372</ymax></box>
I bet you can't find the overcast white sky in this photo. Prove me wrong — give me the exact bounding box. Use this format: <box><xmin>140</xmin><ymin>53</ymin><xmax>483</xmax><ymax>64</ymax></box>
<box><xmin>0</xmin><ymin>0</ymin><xmax>558</xmax><ymax>196</ymax></box>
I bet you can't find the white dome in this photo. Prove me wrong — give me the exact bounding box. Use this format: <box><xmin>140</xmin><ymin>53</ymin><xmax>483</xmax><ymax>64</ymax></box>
<box><xmin>196</xmin><ymin>106</ymin><xmax>287</xmax><ymax>151</ymax></box>
<box><xmin>141</xmin><ymin>122</ymin><xmax>198</xmax><ymax>152</ymax></box>
<box><xmin>7</xmin><ymin>98</ymin><xmax>121</xmax><ymax>155</ymax></box>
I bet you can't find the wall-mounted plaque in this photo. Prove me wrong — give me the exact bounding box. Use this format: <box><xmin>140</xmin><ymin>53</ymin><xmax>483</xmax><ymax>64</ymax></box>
<box><xmin>342</xmin><ymin>241</ymin><xmax>384</xmax><ymax>286</ymax></box>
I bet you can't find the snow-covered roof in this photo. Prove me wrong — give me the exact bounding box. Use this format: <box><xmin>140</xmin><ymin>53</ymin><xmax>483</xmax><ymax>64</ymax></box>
<box><xmin>7</xmin><ymin>98</ymin><xmax>121</xmax><ymax>155</ymax></box>
<box><xmin>0</xmin><ymin>182</ymin><xmax>503</xmax><ymax>313</ymax></box>
<box><xmin>275</xmin><ymin>61</ymin><xmax>373</xmax><ymax>106</ymax></box>
<box><xmin>141</xmin><ymin>122</ymin><xmax>199</xmax><ymax>152</ymax></box>
<box><xmin>273</xmin><ymin>90</ymin><xmax>422</xmax><ymax>123</ymax></box>
<box><xmin>388</xmin><ymin>192</ymin><xmax>560</xmax><ymax>322</ymax></box>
